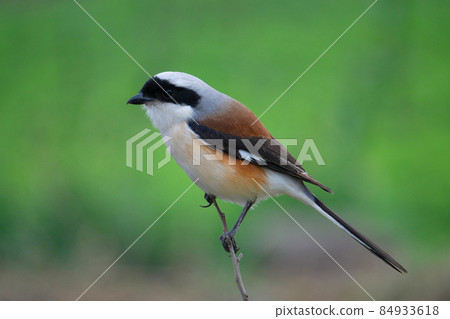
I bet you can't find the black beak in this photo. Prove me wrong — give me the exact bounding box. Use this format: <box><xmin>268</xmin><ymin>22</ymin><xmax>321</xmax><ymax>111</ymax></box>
<box><xmin>127</xmin><ymin>93</ymin><xmax>155</xmax><ymax>105</ymax></box>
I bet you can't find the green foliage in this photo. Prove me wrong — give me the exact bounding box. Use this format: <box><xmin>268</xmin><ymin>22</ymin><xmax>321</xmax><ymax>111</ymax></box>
<box><xmin>0</xmin><ymin>0</ymin><xmax>448</xmax><ymax>271</ymax></box>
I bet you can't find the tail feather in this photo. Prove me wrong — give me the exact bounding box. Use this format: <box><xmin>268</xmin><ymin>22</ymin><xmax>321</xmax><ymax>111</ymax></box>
<box><xmin>310</xmin><ymin>194</ymin><xmax>407</xmax><ymax>273</ymax></box>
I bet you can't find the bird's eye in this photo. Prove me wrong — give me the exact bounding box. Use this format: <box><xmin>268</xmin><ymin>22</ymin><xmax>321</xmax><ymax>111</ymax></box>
<box><xmin>165</xmin><ymin>89</ymin><xmax>173</xmax><ymax>96</ymax></box>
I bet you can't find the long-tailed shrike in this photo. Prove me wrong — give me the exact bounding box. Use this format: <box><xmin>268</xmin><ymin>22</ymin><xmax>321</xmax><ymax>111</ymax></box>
<box><xmin>127</xmin><ymin>71</ymin><xmax>407</xmax><ymax>273</ymax></box>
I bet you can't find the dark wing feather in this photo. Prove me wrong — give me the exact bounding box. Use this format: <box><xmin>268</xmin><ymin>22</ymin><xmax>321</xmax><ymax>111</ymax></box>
<box><xmin>188</xmin><ymin>121</ymin><xmax>332</xmax><ymax>193</ymax></box>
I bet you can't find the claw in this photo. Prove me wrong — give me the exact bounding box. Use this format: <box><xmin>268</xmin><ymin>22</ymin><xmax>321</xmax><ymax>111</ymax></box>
<box><xmin>219</xmin><ymin>232</ymin><xmax>239</xmax><ymax>253</ymax></box>
<box><xmin>200</xmin><ymin>193</ymin><xmax>215</xmax><ymax>208</ymax></box>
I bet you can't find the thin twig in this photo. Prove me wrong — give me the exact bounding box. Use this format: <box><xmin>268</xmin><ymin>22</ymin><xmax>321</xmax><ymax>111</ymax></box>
<box><xmin>213</xmin><ymin>200</ymin><xmax>249</xmax><ymax>301</ymax></box>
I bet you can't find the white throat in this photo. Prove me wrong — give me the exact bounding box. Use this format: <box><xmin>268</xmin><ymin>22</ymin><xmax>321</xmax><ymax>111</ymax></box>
<box><xmin>145</xmin><ymin>102</ymin><xmax>193</xmax><ymax>134</ymax></box>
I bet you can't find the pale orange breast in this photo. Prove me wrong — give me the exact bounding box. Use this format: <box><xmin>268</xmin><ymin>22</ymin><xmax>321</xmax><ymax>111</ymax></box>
<box><xmin>181</xmin><ymin>136</ymin><xmax>269</xmax><ymax>205</ymax></box>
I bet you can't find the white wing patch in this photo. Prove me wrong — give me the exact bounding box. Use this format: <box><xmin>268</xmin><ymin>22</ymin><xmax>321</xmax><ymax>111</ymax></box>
<box><xmin>238</xmin><ymin>150</ymin><xmax>266</xmax><ymax>165</ymax></box>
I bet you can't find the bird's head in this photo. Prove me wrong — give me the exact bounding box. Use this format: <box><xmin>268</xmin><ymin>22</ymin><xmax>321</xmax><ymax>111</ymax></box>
<box><xmin>127</xmin><ymin>71</ymin><xmax>230</xmax><ymax>131</ymax></box>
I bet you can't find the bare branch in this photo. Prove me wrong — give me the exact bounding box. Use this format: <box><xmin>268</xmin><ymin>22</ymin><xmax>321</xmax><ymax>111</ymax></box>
<box><xmin>213</xmin><ymin>199</ymin><xmax>249</xmax><ymax>301</ymax></box>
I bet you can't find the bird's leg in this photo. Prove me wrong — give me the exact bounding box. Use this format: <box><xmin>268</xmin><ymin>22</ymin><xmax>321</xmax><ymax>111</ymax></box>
<box><xmin>200</xmin><ymin>193</ymin><xmax>215</xmax><ymax>208</ymax></box>
<box><xmin>219</xmin><ymin>200</ymin><xmax>255</xmax><ymax>253</ymax></box>
<box><xmin>210</xmin><ymin>198</ymin><xmax>238</xmax><ymax>252</ymax></box>
<box><xmin>229</xmin><ymin>200</ymin><xmax>255</xmax><ymax>237</ymax></box>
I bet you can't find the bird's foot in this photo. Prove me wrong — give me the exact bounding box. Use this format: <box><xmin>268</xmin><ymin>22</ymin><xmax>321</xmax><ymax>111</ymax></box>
<box><xmin>219</xmin><ymin>231</ymin><xmax>239</xmax><ymax>253</ymax></box>
<box><xmin>200</xmin><ymin>193</ymin><xmax>215</xmax><ymax>208</ymax></box>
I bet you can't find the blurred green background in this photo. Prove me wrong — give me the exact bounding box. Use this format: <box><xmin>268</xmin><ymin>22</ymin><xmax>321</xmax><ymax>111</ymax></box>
<box><xmin>0</xmin><ymin>0</ymin><xmax>449</xmax><ymax>300</ymax></box>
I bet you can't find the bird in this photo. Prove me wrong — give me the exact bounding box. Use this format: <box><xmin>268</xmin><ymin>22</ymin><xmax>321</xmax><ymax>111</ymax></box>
<box><xmin>127</xmin><ymin>71</ymin><xmax>407</xmax><ymax>273</ymax></box>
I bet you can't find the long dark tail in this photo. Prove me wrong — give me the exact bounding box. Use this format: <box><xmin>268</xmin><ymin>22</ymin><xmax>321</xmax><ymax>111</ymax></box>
<box><xmin>310</xmin><ymin>194</ymin><xmax>407</xmax><ymax>273</ymax></box>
